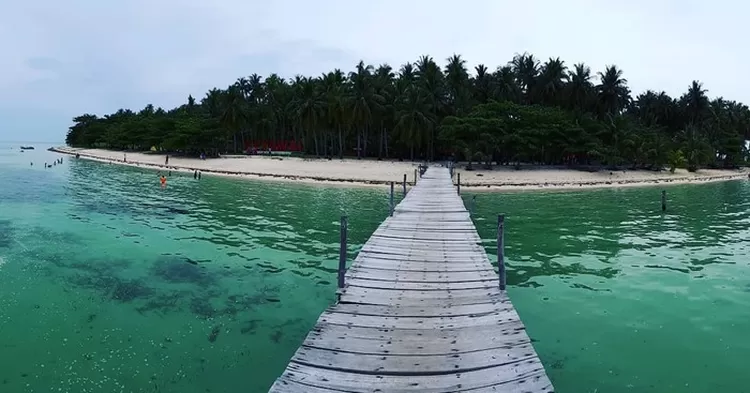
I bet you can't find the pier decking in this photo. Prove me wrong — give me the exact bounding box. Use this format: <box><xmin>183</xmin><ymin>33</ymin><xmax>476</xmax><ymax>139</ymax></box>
<box><xmin>270</xmin><ymin>167</ymin><xmax>553</xmax><ymax>392</ymax></box>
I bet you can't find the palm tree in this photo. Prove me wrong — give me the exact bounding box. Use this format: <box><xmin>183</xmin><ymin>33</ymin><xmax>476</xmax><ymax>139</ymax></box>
<box><xmin>374</xmin><ymin>64</ymin><xmax>396</xmax><ymax>159</ymax></box>
<box><xmin>537</xmin><ymin>57</ymin><xmax>568</xmax><ymax>106</ymax></box>
<box><xmin>596</xmin><ymin>65</ymin><xmax>631</xmax><ymax>116</ymax></box>
<box><xmin>472</xmin><ymin>64</ymin><xmax>492</xmax><ymax>105</ymax></box>
<box><xmin>415</xmin><ymin>55</ymin><xmax>445</xmax><ymax>160</ymax></box>
<box><xmin>321</xmin><ymin>70</ymin><xmax>348</xmax><ymax>158</ymax></box>
<box><xmin>444</xmin><ymin>54</ymin><xmax>470</xmax><ymax>116</ymax></box>
<box><xmin>566</xmin><ymin>63</ymin><xmax>593</xmax><ymax>112</ymax></box>
<box><xmin>348</xmin><ymin>61</ymin><xmax>384</xmax><ymax>158</ymax></box>
<box><xmin>510</xmin><ymin>53</ymin><xmax>539</xmax><ymax>104</ymax></box>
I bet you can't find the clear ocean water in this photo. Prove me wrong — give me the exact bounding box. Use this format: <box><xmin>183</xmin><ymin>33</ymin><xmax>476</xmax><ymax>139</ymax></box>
<box><xmin>1</xmin><ymin>142</ymin><xmax>749</xmax><ymax>392</ymax></box>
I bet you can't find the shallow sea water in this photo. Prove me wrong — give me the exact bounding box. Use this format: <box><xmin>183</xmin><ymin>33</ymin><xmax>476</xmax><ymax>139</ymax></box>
<box><xmin>1</xmin><ymin>143</ymin><xmax>749</xmax><ymax>392</ymax></box>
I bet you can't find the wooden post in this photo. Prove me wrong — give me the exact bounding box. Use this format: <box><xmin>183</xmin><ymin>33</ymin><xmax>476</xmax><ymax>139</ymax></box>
<box><xmin>661</xmin><ymin>190</ymin><xmax>666</xmax><ymax>212</ymax></box>
<box><xmin>403</xmin><ymin>174</ymin><xmax>407</xmax><ymax>196</ymax></box>
<box><xmin>337</xmin><ymin>215</ymin><xmax>348</xmax><ymax>289</ymax></box>
<box><xmin>414</xmin><ymin>169</ymin><xmax>417</xmax><ymax>184</ymax></box>
<box><xmin>389</xmin><ymin>182</ymin><xmax>395</xmax><ymax>216</ymax></box>
<box><xmin>457</xmin><ymin>173</ymin><xmax>461</xmax><ymax>195</ymax></box>
<box><xmin>497</xmin><ymin>214</ymin><xmax>506</xmax><ymax>290</ymax></box>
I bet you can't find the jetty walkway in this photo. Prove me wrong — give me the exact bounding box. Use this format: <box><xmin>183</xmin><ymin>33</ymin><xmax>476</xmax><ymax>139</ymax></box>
<box><xmin>270</xmin><ymin>167</ymin><xmax>553</xmax><ymax>392</ymax></box>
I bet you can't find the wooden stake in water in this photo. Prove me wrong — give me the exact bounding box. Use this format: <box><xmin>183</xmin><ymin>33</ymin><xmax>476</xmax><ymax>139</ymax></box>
<box><xmin>390</xmin><ymin>181</ymin><xmax>395</xmax><ymax>216</ymax></box>
<box><xmin>497</xmin><ymin>214</ymin><xmax>506</xmax><ymax>290</ymax></box>
<box><xmin>457</xmin><ymin>173</ymin><xmax>461</xmax><ymax>195</ymax></box>
<box><xmin>403</xmin><ymin>174</ymin><xmax>407</xmax><ymax>196</ymax></box>
<box><xmin>661</xmin><ymin>190</ymin><xmax>667</xmax><ymax>212</ymax></box>
<box><xmin>337</xmin><ymin>215</ymin><xmax>348</xmax><ymax>289</ymax></box>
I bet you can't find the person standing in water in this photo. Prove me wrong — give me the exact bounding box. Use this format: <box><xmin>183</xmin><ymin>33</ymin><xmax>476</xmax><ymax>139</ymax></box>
<box><xmin>160</xmin><ymin>175</ymin><xmax>167</xmax><ymax>188</ymax></box>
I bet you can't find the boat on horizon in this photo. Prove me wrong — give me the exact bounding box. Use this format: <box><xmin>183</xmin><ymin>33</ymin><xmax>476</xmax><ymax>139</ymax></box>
<box><xmin>20</xmin><ymin>146</ymin><xmax>35</xmax><ymax>150</ymax></box>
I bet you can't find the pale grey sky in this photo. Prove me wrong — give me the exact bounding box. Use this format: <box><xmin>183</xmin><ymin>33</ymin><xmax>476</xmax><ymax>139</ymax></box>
<box><xmin>1</xmin><ymin>0</ymin><xmax>746</xmax><ymax>142</ymax></box>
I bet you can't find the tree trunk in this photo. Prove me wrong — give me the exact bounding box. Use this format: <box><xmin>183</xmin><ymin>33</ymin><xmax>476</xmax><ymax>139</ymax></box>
<box><xmin>384</xmin><ymin>127</ymin><xmax>389</xmax><ymax>158</ymax></box>
<box><xmin>378</xmin><ymin>125</ymin><xmax>383</xmax><ymax>159</ymax></box>
<box><xmin>338</xmin><ymin>126</ymin><xmax>344</xmax><ymax>159</ymax></box>
<box><xmin>363</xmin><ymin>126</ymin><xmax>369</xmax><ymax>158</ymax></box>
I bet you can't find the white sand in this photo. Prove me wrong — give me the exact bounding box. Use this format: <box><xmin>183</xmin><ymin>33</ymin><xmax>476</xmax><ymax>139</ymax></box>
<box><xmin>51</xmin><ymin>147</ymin><xmax>749</xmax><ymax>191</ymax></box>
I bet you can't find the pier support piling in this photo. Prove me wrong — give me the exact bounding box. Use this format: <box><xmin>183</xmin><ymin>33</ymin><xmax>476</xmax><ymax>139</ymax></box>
<box><xmin>457</xmin><ymin>173</ymin><xmax>461</xmax><ymax>195</ymax></box>
<box><xmin>337</xmin><ymin>215</ymin><xmax>348</xmax><ymax>290</ymax></box>
<box><xmin>497</xmin><ymin>214</ymin><xmax>506</xmax><ymax>290</ymax></box>
<box><xmin>403</xmin><ymin>174</ymin><xmax>407</xmax><ymax>196</ymax></box>
<box><xmin>389</xmin><ymin>181</ymin><xmax>395</xmax><ymax>216</ymax></box>
<box><xmin>661</xmin><ymin>190</ymin><xmax>667</xmax><ymax>212</ymax></box>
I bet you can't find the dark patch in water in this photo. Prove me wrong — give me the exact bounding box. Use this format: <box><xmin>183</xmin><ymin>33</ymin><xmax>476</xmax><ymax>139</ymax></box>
<box><xmin>86</xmin><ymin>314</ymin><xmax>97</xmax><ymax>323</ymax></box>
<box><xmin>0</xmin><ymin>220</ymin><xmax>13</xmax><ymax>248</ymax></box>
<box><xmin>152</xmin><ymin>256</ymin><xmax>215</xmax><ymax>287</ymax></box>
<box><xmin>269</xmin><ymin>329</ymin><xmax>283</xmax><ymax>343</ymax></box>
<box><xmin>111</xmin><ymin>280</ymin><xmax>154</xmax><ymax>302</ymax></box>
<box><xmin>208</xmin><ymin>325</ymin><xmax>221</xmax><ymax>342</ymax></box>
<box><xmin>317</xmin><ymin>280</ymin><xmax>331</xmax><ymax>286</ymax></box>
<box><xmin>190</xmin><ymin>297</ymin><xmax>216</xmax><ymax>319</ymax></box>
<box><xmin>136</xmin><ymin>292</ymin><xmax>185</xmax><ymax>315</ymax></box>
<box><xmin>240</xmin><ymin>320</ymin><xmax>261</xmax><ymax>335</ymax></box>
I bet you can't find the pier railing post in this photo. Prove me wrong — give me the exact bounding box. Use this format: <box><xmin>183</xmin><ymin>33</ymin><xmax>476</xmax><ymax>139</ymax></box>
<box><xmin>390</xmin><ymin>181</ymin><xmax>395</xmax><ymax>216</ymax></box>
<box><xmin>403</xmin><ymin>174</ymin><xmax>407</xmax><ymax>196</ymax></box>
<box><xmin>497</xmin><ymin>214</ymin><xmax>506</xmax><ymax>290</ymax></box>
<box><xmin>457</xmin><ymin>173</ymin><xmax>461</xmax><ymax>195</ymax></box>
<box><xmin>337</xmin><ymin>215</ymin><xmax>348</xmax><ymax>290</ymax></box>
<box><xmin>661</xmin><ymin>190</ymin><xmax>667</xmax><ymax>212</ymax></box>
<box><xmin>414</xmin><ymin>169</ymin><xmax>418</xmax><ymax>184</ymax></box>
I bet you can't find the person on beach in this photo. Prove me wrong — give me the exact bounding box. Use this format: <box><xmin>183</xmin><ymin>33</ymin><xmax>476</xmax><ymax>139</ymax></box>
<box><xmin>165</xmin><ymin>155</ymin><xmax>169</xmax><ymax>165</ymax></box>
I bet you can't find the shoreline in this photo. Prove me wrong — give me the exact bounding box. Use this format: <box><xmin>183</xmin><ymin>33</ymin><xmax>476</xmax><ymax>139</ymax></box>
<box><xmin>51</xmin><ymin>147</ymin><xmax>750</xmax><ymax>191</ymax></box>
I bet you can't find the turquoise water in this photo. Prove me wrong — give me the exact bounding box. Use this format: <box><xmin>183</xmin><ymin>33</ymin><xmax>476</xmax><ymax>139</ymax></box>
<box><xmin>1</xmin><ymin>143</ymin><xmax>749</xmax><ymax>392</ymax></box>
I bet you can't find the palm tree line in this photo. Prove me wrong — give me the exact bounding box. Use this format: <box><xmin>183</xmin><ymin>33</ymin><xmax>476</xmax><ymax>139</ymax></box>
<box><xmin>65</xmin><ymin>53</ymin><xmax>750</xmax><ymax>170</ymax></box>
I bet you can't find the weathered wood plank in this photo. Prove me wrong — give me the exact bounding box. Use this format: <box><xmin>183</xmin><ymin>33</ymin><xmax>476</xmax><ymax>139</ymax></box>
<box><xmin>280</xmin><ymin>362</ymin><xmax>551</xmax><ymax>393</ymax></box>
<box><xmin>305</xmin><ymin>321</ymin><xmax>531</xmax><ymax>355</ymax></box>
<box><xmin>332</xmin><ymin>301</ymin><xmax>511</xmax><ymax>317</ymax></box>
<box><xmin>346</xmin><ymin>268</ymin><xmax>498</xmax><ymax>283</ymax></box>
<box><xmin>292</xmin><ymin>344</ymin><xmax>539</xmax><ymax>374</ymax></box>
<box><xmin>319</xmin><ymin>308</ymin><xmax>521</xmax><ymax>330</ymax></box>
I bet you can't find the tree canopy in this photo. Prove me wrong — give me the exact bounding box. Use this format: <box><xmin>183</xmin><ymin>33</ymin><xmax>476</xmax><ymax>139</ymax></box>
<box><xmin>65</xmin><ymin>53</ymin><xmax>750</xmax><ymax>170</ymax></box>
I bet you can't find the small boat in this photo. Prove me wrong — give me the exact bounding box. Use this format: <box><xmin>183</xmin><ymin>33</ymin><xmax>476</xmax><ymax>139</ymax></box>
<box><xmin>20</xmin><ymin>146</ymin><xmax>35</xmax><ymax>150</ymax></box>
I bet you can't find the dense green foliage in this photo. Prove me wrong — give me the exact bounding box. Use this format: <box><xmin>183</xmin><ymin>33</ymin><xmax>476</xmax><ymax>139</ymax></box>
<box><xmin>66</xmin><ymin>53</ymin><xmax>750</xmax><ymax>169</ymax></box>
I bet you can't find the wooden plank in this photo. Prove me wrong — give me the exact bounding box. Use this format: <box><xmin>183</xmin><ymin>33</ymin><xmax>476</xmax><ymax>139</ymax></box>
<box><xmin>304</xmin><ymin>321</ymin><xmax>531</xmax><ymax>355</ymax></box>
<box><xmin>279</xmin><ymin>362</ymin><xmax>551</xmax><ymax>393</ymax></box>
<box><xmin>292</xmin><ymin>344</ymin><xmax>539</xmax><ymax>374</ymax></box>
<box><xmin>319</xmin><ymin>309</ymin><xmax>520</xmax><ymax>330</ymax></box>
<box><xmin>332</xmin><ymin>301</ymin><xmax>510</xmax><ymax>317</ymax></box>
<box><xmin>345</xmin><ymin>278</ymin><xmax>499</xmax><ymax>291</ymax></box>
<box><xmin>346</xmin><ymin>268</ymin><xmax>497</xmax><ymax>283</ymax></box>
<box><xmin>354</xmin><ymin>251</ymin><xmax>493</xmax><ymax>265</ymax></box>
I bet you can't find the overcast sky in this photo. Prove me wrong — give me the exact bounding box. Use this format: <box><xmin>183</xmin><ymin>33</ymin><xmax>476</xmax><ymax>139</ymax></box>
<box><xmin>1</xmin><ymin>0</ymin><xmax>747</xmax><ymax>142</ymax></box>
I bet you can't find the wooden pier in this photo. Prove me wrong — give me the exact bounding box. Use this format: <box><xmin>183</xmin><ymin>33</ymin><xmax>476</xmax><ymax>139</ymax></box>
<box><xmin>270</xmin><ymin>167</ymin><xmax>553</xmax><ymax>393</ymax></box>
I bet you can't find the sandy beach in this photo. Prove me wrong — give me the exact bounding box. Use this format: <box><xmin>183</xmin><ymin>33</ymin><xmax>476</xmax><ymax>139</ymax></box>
<box><xmin>51</xmin><ymin>147</ymin><xmax>750</xmax><ymax>191</ymax></box>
